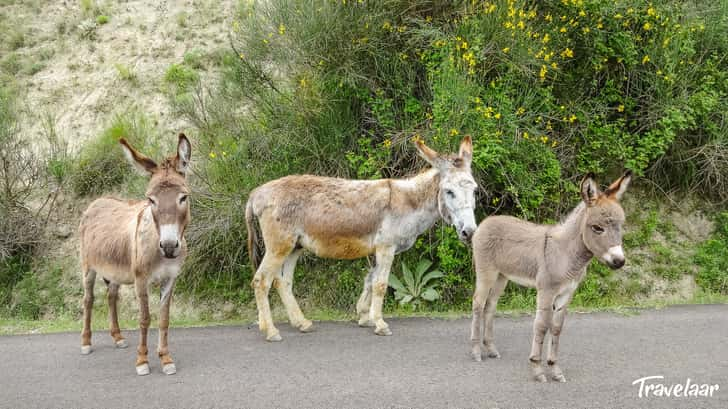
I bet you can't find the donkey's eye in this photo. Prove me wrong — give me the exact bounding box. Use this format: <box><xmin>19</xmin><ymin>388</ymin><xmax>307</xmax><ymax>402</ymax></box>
<box><xmin>179</xmin><ymin>195</ymin><xmax>188</xmax><ymax>204</ymax></box>
<box><xmin>591</xmin><ymin>225</ymin><xmax>605</xmax><ymax>234</ymax></box>
<box><xmin>148</xmin><ymin>197</ymin><xmax>156</xmax><ymax>206</ymax></box>
<box><xmin>445</xmin><ymin>190</ymin><xmax>455</xmax><ymax>198</ymax></box>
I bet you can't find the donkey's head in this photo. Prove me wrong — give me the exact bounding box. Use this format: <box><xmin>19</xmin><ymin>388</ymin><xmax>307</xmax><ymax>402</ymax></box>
<box><xmin>580</xmin><ymin>171</ymin><xmax>632</xmax><ymax>269</ymax></box>
<box><xmin>120</xmin><ymin>134</ymin><xmax>192</xmax><ymax>259</ymax></box>
<box><xmin>415</xmin><ymin>136</ymin><xmax>478</xmax><ymax>242</ymax></box>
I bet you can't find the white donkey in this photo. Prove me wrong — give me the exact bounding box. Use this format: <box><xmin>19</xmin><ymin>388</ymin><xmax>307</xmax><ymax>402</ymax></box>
<box><xmin>246</xmin><ymin>137</ymin><xmax>478</xmax><ymax>341</ymax></box>
<box><xmin>470</xmin><ymin>171</ymin><xmax>632</xmax><ymax>382</ymax></box>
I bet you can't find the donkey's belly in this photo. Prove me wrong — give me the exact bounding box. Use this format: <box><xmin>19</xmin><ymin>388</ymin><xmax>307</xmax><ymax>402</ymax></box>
<box><xmin>300</xmin><ymin>234</ymin><xmax>373</xmax><ymax>259</ymax></box>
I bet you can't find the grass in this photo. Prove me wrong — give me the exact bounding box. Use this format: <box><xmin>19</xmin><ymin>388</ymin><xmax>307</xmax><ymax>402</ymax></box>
<box><xmin>114</xmin><ymin>63</ymin><xmax>138</xmax><ymax>84</ymax></box>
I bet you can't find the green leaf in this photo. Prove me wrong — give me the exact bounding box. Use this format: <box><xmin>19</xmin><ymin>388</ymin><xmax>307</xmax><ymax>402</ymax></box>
<box><xmin>421</xmin><ymin>287</ymin><xmax>440</xmax><ymax>301</ymax></box>
<box><xmin>414</xmin><ymin>259</ymin><xmax>433</xmax><ymax>277</ymax></box>
<box><xmin>402</xmin><ymin>262</ymin><xmax>415</xmax><ymax>293</ymax></box>
<box><xmin>419</xmin><ymin>269</ymin><xmax>444</xmax><ymax>288</ymax></box>
<box><xmin>388</xmin><ymin>273</ymin><xmax>406</xmax><ymax>292</ymax></box>
<box><xmin>399</xmin><ymin>294</ymin><xmax>414</xmax><ymax>305</ymax></box>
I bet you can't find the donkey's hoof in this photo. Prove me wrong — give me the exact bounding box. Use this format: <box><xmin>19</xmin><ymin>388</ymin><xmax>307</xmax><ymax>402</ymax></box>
<box><xmin>358</xmin><ymin>317</ymin><xmax>374</xmax><ymax>327</ymax></box>
<box><xmin>115</xmin><ymin>339</ymin><xmax>128</xmax><ymax>349</ymax></box>
<box><xmin>136</xmin><ymin>363</ymin><xmax>150</xmax><ymax>376</ymax></box>
<box><xmin>266</xmin><ymin>332</ymin><xmax>282</xmax><ymax>342</ymax></box>
<box><xmin>298</xmin><ymin>320</ymin><xmax>314</xmax><ymax>333</ymax></box>
<box><xmin>80</xmin><ymin>345</ymin><xmax>92</xmax><ymax>355</ymax></box>
<box><xmin>162</xmin><ymin>363</ymin><xmax>177</xmax><ymax>375</ymax></box>
<box><xmin>552</xmin><ymin>373</ymin><xmax>566</xmax><ymax>383</ymax></box>
<box><xmin>534</xmin><ymin>374</ymin><xmax>547</xmax><ymax>383</ymax></box>
<box><xmin>470</xmin><ymin>351</ymin><xmax>483</xmax><ymax>362</ymax></box>
<box><xmin>374</xmin><ymin>326</ymin><xmax>392</xmax><ymax>336</ymax></box>
<box><xmin>486</xmin><ymin>349</ymin><xmax>501</xmax><ymax>359</ymax></box>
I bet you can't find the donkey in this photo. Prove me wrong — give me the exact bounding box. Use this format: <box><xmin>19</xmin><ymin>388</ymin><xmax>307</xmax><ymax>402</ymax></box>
<box><xmin>246</xmin><ymin>137</ymin><xmax>477</xmax><ymax>341</ymax></box>
<box><xmin>79</xmin><ymin>134</ymin><xmax>192</xmax><ymax>376</ymax></box>
<box><xmin>469</xmin><ymin>171</ymin><xmax>632</xmax><ymax>382</ymax></box>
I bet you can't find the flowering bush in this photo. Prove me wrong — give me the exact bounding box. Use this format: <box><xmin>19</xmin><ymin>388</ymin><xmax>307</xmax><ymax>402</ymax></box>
<box><xmin>175</xmin><ymin>0</ymin><xmax>728</xmax><ymax>308</ymax></box>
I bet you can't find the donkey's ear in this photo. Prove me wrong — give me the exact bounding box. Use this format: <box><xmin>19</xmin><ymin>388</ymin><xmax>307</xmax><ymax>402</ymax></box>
<box><xmin>580</xmin><ymin>173</ymin><xmax>600</xmax><ymax>206</ymax></box>
<box><xmin>120</xmin><ymin>138</ymin><xmax>157</xmax><ymax>176</ymax></box>
<box><xmin>458</xmin><ymin>135</ymin><xmax>473</xmax><ymax>168</ymax></box>
<box><xmin>414</xmin><ymin>138</ymin><xmax>449</xmax><ymax>170</ymax></box>
<box><xmin>605</xmin><ymin>170</ymin><xmax>632</xmax><ymax>201</ymax></box>
<box><xmin>176</xmin><ymin>133</ymin><xmax>191</xmax><ymax>175</ymax></box>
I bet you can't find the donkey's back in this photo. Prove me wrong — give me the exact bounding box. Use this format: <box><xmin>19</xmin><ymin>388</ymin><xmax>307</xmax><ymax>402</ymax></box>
<box><xmin>472</xmin><ymin>215</ymin><xmax>548</xmax><ymax>283</ymax></box>
<box><xmin>248</xmin><ymin>174</ymin><xmax>392</xmax><ymax>259</ymax></box>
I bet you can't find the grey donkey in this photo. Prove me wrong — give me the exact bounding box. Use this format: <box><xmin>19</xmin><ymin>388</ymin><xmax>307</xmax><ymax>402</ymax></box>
<box><xmin>470</xmin><ymin>171</ymin><xmax>632</xmax><ymax>382</ymax></box>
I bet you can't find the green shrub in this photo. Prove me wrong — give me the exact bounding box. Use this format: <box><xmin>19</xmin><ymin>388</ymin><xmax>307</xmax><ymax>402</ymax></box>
<box><xmin>169</xmin><ymin>0</ymin><xmax>728</xmax><ymax>312</ymax></box>
<box><xmin>695</xmin><ymin>212</ymin><xmax>728</xmax><ymax>294</ymax></box>
<box><xmin>95</xmin><ymin>15</ymin><xmax>109</xmax><ymax>25</ymax></box>
<box><xmin>70</xmin><ymin>111</ymin><xmax>158</xmax><ymax>197</ymax></box>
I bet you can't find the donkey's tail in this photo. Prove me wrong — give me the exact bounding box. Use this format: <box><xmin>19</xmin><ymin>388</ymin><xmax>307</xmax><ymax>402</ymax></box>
<box><xmin>245</xmin><ymin>195</ymin><xmax>261</xmax><ymax>272</ymax></box>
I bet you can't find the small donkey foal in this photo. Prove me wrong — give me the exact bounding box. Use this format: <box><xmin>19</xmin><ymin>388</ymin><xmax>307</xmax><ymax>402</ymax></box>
<box><xmin>79</xmin><ymin>134</ymin><xmax>192</xmax><ymax>376</ymax></box>
<box><xmin>470</xmin><ymin>171</ymin><xmax>632</xmax><ymax>382</ymax></box>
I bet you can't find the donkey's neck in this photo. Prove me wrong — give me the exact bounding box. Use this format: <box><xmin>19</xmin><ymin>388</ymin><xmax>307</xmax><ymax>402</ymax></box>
<box><xmin>390</xmin><ymin>168</ymin><xmax>441</xmax><ymax>230</ymax></box>
<box><xmin>549</xmin><ymin>202</ymin><xmax>593</xmax><ymax>280</ymax></box>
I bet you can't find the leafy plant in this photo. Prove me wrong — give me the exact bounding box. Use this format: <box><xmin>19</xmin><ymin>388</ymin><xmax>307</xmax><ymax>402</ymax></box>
<box><xmin>388</xmin><ymin>259</ymin><xmax>443</xmax><ymax>307</ymax></box>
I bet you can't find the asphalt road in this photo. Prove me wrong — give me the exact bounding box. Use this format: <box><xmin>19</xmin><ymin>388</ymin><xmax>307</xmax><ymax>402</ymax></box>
<box><xmin>1</xmin><ymin>305</ymin><xmax>726</xmax><ymax>409</ymax></box>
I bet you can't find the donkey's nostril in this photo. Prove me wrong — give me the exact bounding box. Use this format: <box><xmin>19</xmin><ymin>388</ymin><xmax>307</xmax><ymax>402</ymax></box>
<box><xmin>612</xmin><ymin>258</ymin><xmax>625</xmax><ymax>269</ymax></box>
<box><xmin>174</xmin><ymin>241</ymin><xmax>180</xmax><ymax>249</ymax></box>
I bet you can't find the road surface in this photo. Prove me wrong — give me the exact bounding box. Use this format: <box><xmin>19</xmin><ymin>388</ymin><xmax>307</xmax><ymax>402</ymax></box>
<box><xmin>1</xmin><ymin>305</ymin><xmax>726</xmax><ymax>408</ymax></box>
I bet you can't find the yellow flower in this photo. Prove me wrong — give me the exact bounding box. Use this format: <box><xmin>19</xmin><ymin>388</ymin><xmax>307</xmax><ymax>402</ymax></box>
<box><xmin>449</xmin><ymin>128</ymin><xmax>460</xmax><ymax>136</ymax></box>
<box><xmin>596</xmin><ymin>21</ymin><xmax>603</xmax><ymax>29</ymax></box>
<box><xmin>299</xmin><ymin>77</ymin><xmax>307</xmax><ymax>87</ymax></box>
<box><xmin>383</xmin><ymin>139</ymin><xmax>392</xmax><ymax>148</ymax></box>
<box><xmin>579</xmin><ymin>10</ymin><xmax>586</xmax><ymax>17</ymax></box>
<box><xmin>539</xmin><ymin>65</ymin><xmax>548</xmax><ymax>81</ymax></box>
<box><xmin>551</xmin><ymin>62</ymin><xmax>558</xmax><ymax>69</ymax></box>
<box><xmin>278</xmin><ymin>23</ymin><xmax>286</xmax><ymax>35</ymax></box>
<box><xmin>643</xmin><ymin>22</ymin><xmax>652</xmax><ymax>30</ymax></box>
<box><xmin>545</xmin><ymin>13</ymin><xmax>553</xmax><ymax>22</ymax></box>
<box><xmin>647</xmin><ymin>7</ymin><xmax>656</xmax><ymax>17</ymax></box>
<box><xmin>494</xmin><ymin>112</ymin><xmax>502</xmax><ymax>119</ymax></box>
<box><xmin>617</xmin><ymin>104</ymin><xmax>625</xmax><ymax>112</ymax></box>
<box><xmin>642</xmin><ymin>55</ymin><xmax>650</xmax><ymax>64</ymax></box>
<box><xmin>561</xmin><ymin>48</ymin><xmax>574</xmax><ymax>58</ymax></box>
<box><xmin>523</xmin><ymin>132</ymin><xmax>530</xmax><ymax>139</ymax></box>
<box><xmin>656</xmin><ymin>70</ymin><xmax>662</xmax><ymax>75</ymax></box>
<box><xmin>239</xmin><ymin>53</ymin><xmax>245</xmax><ymax>59</ymax></box>
<box><xmin>382</xmin><ymin>21</ymin><xmax>392</xmax><ymax>31</ymax></box>
<box><xmin>502</xmin><ymin>47</ymin><xmax>510</xmax><ymax>53</ymax></box>
<box><xmin>614</xmin><ymin>13</ymin><xmax>623</xmax><ymax>19</ymax></box>
<box><xmin>517</xmin><ymin>20</ymin><xmax>525</xmax><ymax>30</ymax></box>
<box><xmin>516</xmin><ymin>107</ymin><xmax>526</xmax><ymax>115</ymax></box>
<box><xmin>504</xmin><ymin>21</ymin><xmax>514</xmax><ymax>29</ymax></box>
<box><xmin>560</xmin><ymin>26</ymin><xmax>567</xmax><ymax>33</ymax></box>
<box><xmin>583</xmin><ymin>27</ymin><xmax>590</xmax><ymax>33</ymax></box>
<box><xmin>209</xmin><ymin>152</ymin><xmax>216</xmax><ymax>159</ymax></box>
<box><xmin>222</xmin><ymin>151</ymin><xmax>227</xmax><ymax>156</ymax></box>
<box><xmin>569</xmin><ymin>114</ymin><xmax>577</xmax><ymax>123</ymax></box>
<box><xmin>542</xmin><ymin>33</ymin><xmax>550</xmax><ymax>44</ymax></box>
<box><xmin>540</xmin><ymin>135</ymin><xmax>549</xmax><ymax>144</ymax></box>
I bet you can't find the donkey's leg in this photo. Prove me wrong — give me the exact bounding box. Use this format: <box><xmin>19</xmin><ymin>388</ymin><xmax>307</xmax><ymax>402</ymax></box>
<box><xmin>158</xmin><ymin>277</ymin><xmax>177</xmax><ymax>375</ymax></box>
<box><xmin>368</xmin><ymin>247</ymin><xmax>395</xmax><ymax>336</ymax></box>
<box><xmin>274</xmin><ymin>250</ymin><xmax>313</xmax><ymax>332</ymax></box>
<box><xmin>356</xmin><ymin>267</ymin><xmax>375</xmax><ymax>327</ymax></box>
<box><xmin>106</xmin><ymin>281</ymin><xmax>127</xmax><ymax>349</ymax></box>
<box><xmin>470</xmin><ymin>270</ymin><xmax>494</xmax><ymax>361</ymax></box>
<box><xmin>134</xmin><ymin>277</ymin><xmax>151</xmax><ymax>376</ymax></box>
<box><xmin>80</xmin><ymin>269</ymin><xmax>97</xmax><ymax>355</ymax></box>
<box><xmin>547</xmin><ymin>306</ymin><xmax>568</xmax><ymax>382</ymax></box>
<box><xmin>483</xmin><ymin>274</ymin><xmax>509</xmax><ymax>359</ymax></box>
<box><xmin>529</xmin><ymin>290</ymin><xmax>555</xmax><ymax>382</ymax></box>
<box><xmin>253</xmin><ymin>252</ymin><xmax>287</xmax><ymax>342</ymax></box>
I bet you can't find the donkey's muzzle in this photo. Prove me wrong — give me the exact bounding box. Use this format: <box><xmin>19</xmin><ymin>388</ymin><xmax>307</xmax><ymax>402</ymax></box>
<box><xmin>608</xmin><ymin>258</ymin><xmax>625</xmax><ymax>269</ymax></box>
<box><xmin>160</xmin><ymin>240</ymin><xmax>180</xmax><ymax>258</ymax></box>
<box><xmin>459</xmin><ymin>227</ymin><xmax>475</xmax><ymax>243</ymax></box>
